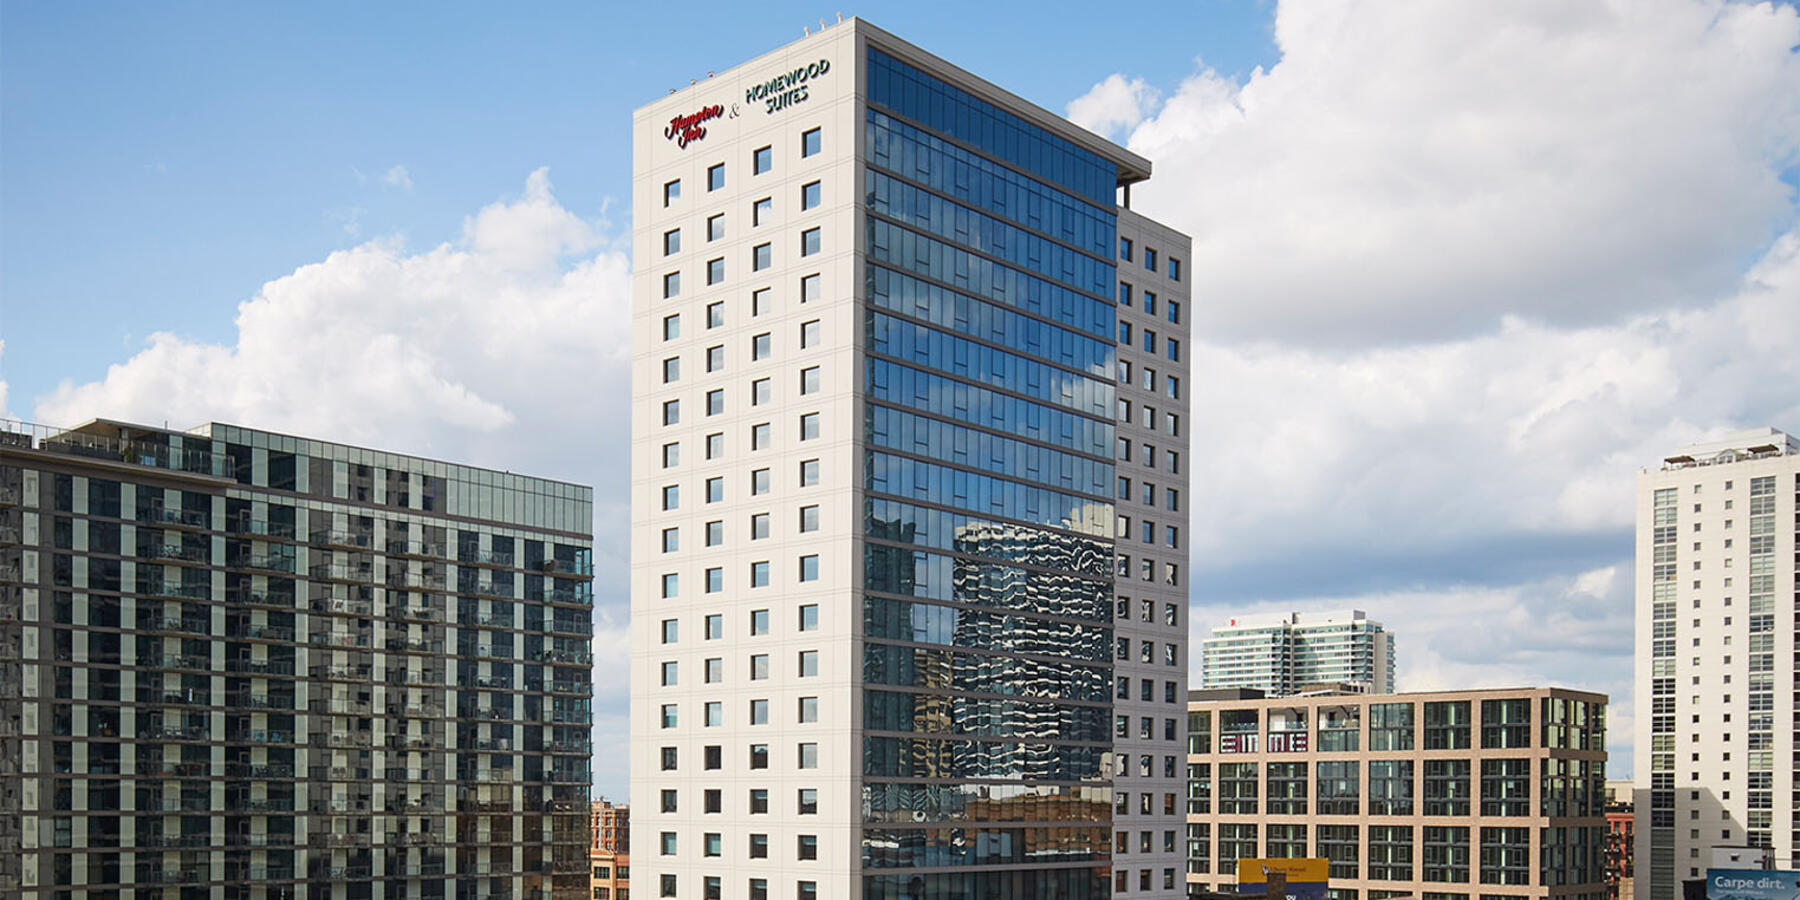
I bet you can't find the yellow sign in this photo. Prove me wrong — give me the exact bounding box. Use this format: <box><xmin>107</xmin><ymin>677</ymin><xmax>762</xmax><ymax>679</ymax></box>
<box><xmin>1236</xmin><ymin>858</ymin><xmax>1329</xmax><ymax>884</ymax></box>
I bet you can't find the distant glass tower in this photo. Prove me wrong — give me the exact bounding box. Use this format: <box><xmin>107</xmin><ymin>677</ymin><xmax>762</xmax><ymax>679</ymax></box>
<box><xmin>631</xmin><ymin>18</ymin><xmax>1192</xmax><ymax>900</ymax></box>
<box><xmin>1200</xmin><ymin>610</ymin><xmax>1395</xmax><ymax>696</ymax></box>
<box><xmin>0</xmin><ymin>418</ymin><xmax>595</xmax><ymax>900</ymax></box>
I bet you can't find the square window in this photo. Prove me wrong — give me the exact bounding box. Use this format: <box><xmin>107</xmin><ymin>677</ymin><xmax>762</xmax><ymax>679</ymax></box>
<box><xmin>801</xmin><ymin>227</ymin><xmax>821</xmax><ymax>256</ymax></box>
<box><xmin>754</xmin><ymin>145</ymin><xmax>772</xmax><ymax>174</ymax></box>
<box><xmin>802</xmin><ymin>127</ymin><xmax>821</xmax><ymax>157</ymax></box>
<box><xmin>751</xmin><ymin>653</ymin><xmax>770</xmax><ymax>680</ymax></box>
<box><xmin>751</xmin><ymin>609</ymin><xmax>770</xmax><ymax>634</ymax></box>
<box><xmin>660</xmin><ymin>704</ymin><xmax>678</xmax><ymax>728</ymax></box>
<box><xmin>751</xmin><ymin>514</ymin><xmax>770</xmax><ymax>540</ymax></box>
<box><xmin>660</xmin><ymin>746</ymin><xmax>678</xmax><ymax>769</ymax></box>
<box><xmin>704</xmin><ymin>789</ymin><xmax>721</xmax><ymax>813</ymax></box>
<box><xmin>1169</xmin><ymin>257</ymin><xmax>1181</xmax><ymax>281</ymax></box>
<box><xmin>706</xmin><ymin>476</ymin><xmax>723</xmax><ymax>503</ymax></box>
<box><xmin>704</xmin><ymin>701</ymin><xmax>721</xmax><ymax>726</ymax></box>
<box><xmin>1145</xmin><ymin>247</ymin><xmax>1158</xmax><ymax>271</ymax></box>
<box><xmin>704</xmin><ymin>519</ymin><xmax>722</xmax><ymax>546</ymax></box>
<box><xmin>660</xmin><ymin>875</ymin><xmax>677</xmax><ymax>899</ymax></box>
<box><xmin>799</xmin><ymin>603</ymin><xmax>819</xmax><ymax>631</ymax></box>
<box><xmin>751</xmin><ymin>422</ymin><xmax>771</xmax><ymax>450</ymax></box>
<box><xmin>663</xmin><ymin>228</ymin><xmax>680</xmax><ymax>255</ymax></box>
<box><xmin>707</xmin><ymin>163</ymin><xmax>725</xmax><ymax>191</ymax></box>
<box><xmin>750</xmin><ymin>698</ymin><xmax>769</xmax><ymax>724</ymax></box>
<box><xmin>752</xmin><ymin>468</ymin><xmax>771</xmax><ymax>494</ymax></box>
<box><xmin>661</xmin><ymin>527</ymin><xmax>678</xmax><ymax>552</ymax></box>
<box><xmin>660</xmin><ymin>832</ymin><xmax>677</xmax><ymax>855</ymax></box>
<box><xmin>753</xmin><ymin>332</ymin><xmax>771</xmax><ymax>360</ymax></box>
<box><xmin>663</xmin><ymin>179</ymin><xmax>680</xmax><ymax>206</ymax></box>
<box><xmin>799</xmin><ymin>695</ymin><xmax>819</xmax><ymax>722</ymax></box>
<box><xmin>798</xmin><ymin>789</ymin><xmax>818</xmax><ymax>814</ymax></box>
<box><xmin>801</xmin><ymin>366</ymin><xmax>820</xmax><ymax>394</ymax></box>
<box><xmin>753</xmin><ymin>242</ymin><xmax>771</xmax><ymax>270</ymax></box>
<box><xmin>1168</xmin><ymin>300</ymin><xmax>1181</xmax><ymax>323</ymax></box>
<box><xmin>802</xmin><ymin>180</ymin><xmax>821</xmax><ymax>210</ymax></box>
<box><xmin>750</xmin><ymin>744</ymin><xmax>769</xmax><ymax>769</ymax></box>
<box><xmin>662</xmin><ymin>313</ymin><xmax>680</xmax><ymax>340</ymax></box>
<box><xmin>1120</xmin><ymin>237</ymin><xmax>1133</xmax><ymax>261</ymax></box>
<box><xmin>800</xmin><ymin>458</ymin><xmax>819</xmax><ymax>486</ymax></box>
<box><xmin>1168</xmin><ymin>337</ymin><xmax>1181</xmax><ymax>361</ymax></box>
<box><xmin>661</xmin><ymin>356</ymin><xmax>679</xmax><ymax>383</ymax></box>
<box><xmin>800</xmin><ymin>272</ymin><xmax>821</xmax><ymax>303</ymax></box>
<box><xmin>661</xmin><ymin>484</ymin><xmax>680</xmax><ymax>511</ymax></box>
<box><xmin>705</xmin><ymin>566</ymin><xmax>722</xmax><ymax>593</ymax></box>
<box><xmin>752</xmin><ymin>287</ymin><xmax>770</xmax><ymax>316</ymax></box>
<box><xmin>750</xmin><ymin>789</ymin><xmax>769</xmax><ymax>813</ymax></box>
<box><xmin>705</xmin><ymin>614</ymin><xmax>722</xmax><ymax>639</ymax></box>
<box><xmin>799</xmin><ymin>555</ymin><xmax>820</xmax><ymax>582</ymax></box>
<box><xmin>705</xmin><ymin>832</ymin><xmax>722</xmax><ymax>857</ymax></box>
<box><xmin>1144</xmin><ymin>290</ymin><xmax>1156</xmax><ymax>315</ymax></box>
<box><xmin>751</xmin><ymin>560</ymin><xmax>770</xmax><ymax>586</ymax></box>
<box><xmin>706</xmin><ymin>388</ymin><xmax>724</xmax><ymax>416</ymax></box>
<box><xmin>801</xmin><ymin>319</ymin><xmax>821</xmax><ymax>348</ymax></box>
<box><xmin>754</xmin><ymin>196</ymin><xmax>772</xmax><ymax>226</ymax></box>
<box><xmin>706</xmin><ymin>345</ymin><xmax>724</xmax><ymax>372</ymax></box>
<box><xmin>800</xmin><ymin>412</ymin><xmax>820</xmax><ymax>440</ymax></box>
<box><xmin>707</xmin><ymin>300</ymin><xmax>724</xmax><ymax>328</ymax></box>
<box><xmin>704</xmin><ymin>657</ymin><xmax>721</xmax><ymax>683</ymax></box>
<box><xmin>705</xmin><ymin>432</ymin><xmax>724</xmax><ymax>459</ymax></box>
<box><xmin>661</xmin><ymin>618</ymin><xmax>679</xmax><ymax>643</ymax></box>
<box><xmin>798</xmin><ymin>882</ymin><xmax>817</xmax><ymax>900</ymax></box>
<box><xmin>660</xmin><ymin>661</ymin><xmax>678</xmax><ymax>686</ymax></box>
<box><xmin>752</xmin><ymin>377</ymin><xmax>771</xmax><ymax>405</ymax></box>
<box><xmin>707</xmin><ymin>213</ymin><xmax>724</xmax><ymax>241</ymax></box>
<box><xmin>1119</xmin><ymin>282</ymin><xmax>1133</xmax><ymax>306</ymax></box>
<box><xmin>706</xmin><ymin>256</ymin><xmax>724</xmax><ymax>285</ymax></box>
<box><xmin>798</xmin><ymin>649</ymin><xmax>819</xmax><ymax>675</ymax></box>
<box><xmin>662</xmin><ymin>442</ymin><xmax>680</xmax><ymax>468</ymax></box>
<box><xmin>798</xmin><ymin>742</ymin><xmax>818</xmax><ymax>769</ymax></box>
<box><xmin>799</xmin><ymin>505</ymin><xmax>819</xmax><ymax>532</ymax></box>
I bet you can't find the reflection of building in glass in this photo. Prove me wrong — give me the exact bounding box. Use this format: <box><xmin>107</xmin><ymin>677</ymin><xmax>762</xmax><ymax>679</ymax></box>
<box><xmin>1633</xmin><ymin>429</ymin><xmax>1800</xmax><ymax>897</ymax></box>
<box><xmin>0</xmin><ymin>418</ymin><xmax>595</xmax><ymax>900</ymax></box>
<box><xmin>1200</xmin><ymin>610</ymin><xmax>1395</xmax><ymax>696</ymax></box>
<box><xmin>1187</xmin><ymin>687</ymin><xmax>1610</xmax><ymax>900</ymax></box>
<box><xmin>631</xmin><ymin>17</ymin><xmax>1189</xmax><ymax>899</ymax></box>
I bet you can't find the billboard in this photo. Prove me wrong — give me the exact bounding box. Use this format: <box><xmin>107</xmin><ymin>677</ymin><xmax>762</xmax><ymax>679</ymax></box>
<box><xmin>1237</xmin><ymin>858</ymin><xmax>1329</xmax><ymax>900</ymax></box>
<box><xmin>1707</xmin><ymin>870</ymin><xmax>1800</xmax><ymax>900</ymax></box>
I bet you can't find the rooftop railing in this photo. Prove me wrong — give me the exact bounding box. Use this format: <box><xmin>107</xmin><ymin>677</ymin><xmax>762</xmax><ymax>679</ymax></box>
<box><xmin>1</xmin><ymin>418</ymin><xmax>234</xmax><ymax>478</ymax></box>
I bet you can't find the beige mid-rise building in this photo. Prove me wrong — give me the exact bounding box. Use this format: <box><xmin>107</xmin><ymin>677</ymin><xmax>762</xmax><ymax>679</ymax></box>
<box><xmin>1185</xmin><ymin>687</ymin><xmax>1609</xmax><ymax>900</ymax></box>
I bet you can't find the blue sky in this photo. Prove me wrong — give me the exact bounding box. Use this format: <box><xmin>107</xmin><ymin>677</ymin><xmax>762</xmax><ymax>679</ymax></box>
<box><xmin>6</xmin><ymin>1</ymin><xmax>1800</xmax><ymax>802</ymax></box>
<box><xmin>1</xmin><ymin>0</ymin><xmax>1276</xmax><ymax>404</ymax></box>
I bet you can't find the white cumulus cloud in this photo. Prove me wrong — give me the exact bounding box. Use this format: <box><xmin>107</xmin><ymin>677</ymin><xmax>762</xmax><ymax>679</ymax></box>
<box><xmin>382</xmin><ymin>164</ymin><xmax>414</xmax><ymax>190</ymax></box>
<box><xmin>1066</xmin><ymin>73</ymin><xmax>1161</xmax><ymax>140</ymax></box>
<box><xmin>1101</xmin><ymin>0</ymin><xmax>1800</xmax><ymax>345</ymax></box>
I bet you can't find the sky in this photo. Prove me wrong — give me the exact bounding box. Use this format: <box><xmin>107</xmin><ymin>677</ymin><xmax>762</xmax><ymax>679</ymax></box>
<box><xmin>4</xmin><ymin>0</ymin><xmax>1799</xmax><ymax>803</ymax></box>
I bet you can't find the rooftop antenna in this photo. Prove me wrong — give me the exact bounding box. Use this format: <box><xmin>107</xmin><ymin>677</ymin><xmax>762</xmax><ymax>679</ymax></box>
<box><xmin>820</xmin><ymin>17</ymin><xmax>827</xmax><ymax>29</ymax></box>
<box><xmin>804</xmin><ymin>25</ymin><xmax>810</xmax><ymax>36</ymax></box>
<box><xmin>837</xmin><ymin>12</ymin><xmax>843</xmax><ymax>22</ymax></box>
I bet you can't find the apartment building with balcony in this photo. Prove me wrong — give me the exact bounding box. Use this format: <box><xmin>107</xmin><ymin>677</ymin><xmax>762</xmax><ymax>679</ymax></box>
<box><xmin>0</xmin><ymin>417</ymin><xmax>596</xmax><ymax>900</ymax></box>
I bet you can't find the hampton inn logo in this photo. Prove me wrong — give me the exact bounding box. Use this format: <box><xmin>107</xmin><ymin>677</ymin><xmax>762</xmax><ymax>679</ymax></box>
<box><xmin>746</xmin><ymin>59</ymin><xmax>831</xmax><ymax>114</ymax></box>
<box><xmin>665</xmin><ymin>104</ymin><xmax>724</xmax><ymax>149</ymax></box>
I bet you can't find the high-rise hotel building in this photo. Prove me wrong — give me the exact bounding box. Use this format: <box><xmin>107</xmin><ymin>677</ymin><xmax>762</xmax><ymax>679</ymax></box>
<box><xmin>630</xmin><ymin>19</ymin><xmax>1191</xmax><ymax>900</ymax></box>
<box><xmin>1633</xmin><ymin>428</ymin><xmax>1799</xmax><ymax>895</ymax></box>
<box><xmin>0</xmin><ymin>418</ymin><xmax>596</xmax><ymax>900</ymax></box>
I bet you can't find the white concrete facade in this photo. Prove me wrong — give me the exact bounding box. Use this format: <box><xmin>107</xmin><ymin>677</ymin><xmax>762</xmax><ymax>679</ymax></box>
<box><xmin>631</xmin><ymin>19</ymin><xmax>1188</xmax><ymax>900</ymax></box>
<box><xmin>1200</xmin><ymin>610</ymin><xmax>1395</xmax><ymax>696</ymax></box>
<box><xmin>1632</xmin><ymin>428</ymin><xmax>1800</xmax><ymax>897</ymax></box>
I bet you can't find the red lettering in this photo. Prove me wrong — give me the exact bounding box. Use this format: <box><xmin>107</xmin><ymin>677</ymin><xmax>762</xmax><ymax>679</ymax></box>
<box><xmin>665</xmin><ymin>104</ymin><xmax>725</xmax><ymax>149</ymax></box>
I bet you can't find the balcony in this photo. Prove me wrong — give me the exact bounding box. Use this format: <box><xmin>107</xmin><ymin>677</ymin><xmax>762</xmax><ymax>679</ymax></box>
<box><xmin>136</xmin><ymin>869</ymin><xmax>209</xmax><ymax>885</ymax></box>
<box><xmin>243</xmin><ymin>624</ymin><xmax>295</xmax><ymax>642</ymax></box>
<box><xmin>545</xmin><ymin>586</ymin><xmax>591</xmax><ymax>606</ymax></box>
<box><xmin>385</xmin><ymin>539</ymin><xmax>446</xmax><ymax>559</ymax></box>
<box><xmin>311</xmin><ymin>596</ymin><xmax>372</xmax><ymax>616</ymax></box>
<box><xmin>2</xmin><ymin>417</ymin><xmax>234</xmax><ymax>478</ymax></box>
<box><xmin>539</xmin><ymin>558</ymin><xmax>593</xmax><ymax>577</ymax></box>
<box><xmin>232</xmin><ymin>519</ymin><xmax>297</xmax><ymax>540</ymax></box>
<box><xmin>310</xmin><ymin>531</ymin><xmax>375</xmax><ymax>551</ymax></box>
<box><xmin>535</xmin><ymin>649</ymin><xmax>592</xmax><ymax>665</ymax></box>
<box><xmin>139</xmin><ymin>724</ymin><xmax>207</xmax><ymax>741</ymax></box>
<box><xmin>145</xmin><ymin>582</ymin><xmax>211</xmax><ymax>601</ymax></box>
<box><xmin>461</xmin><ymin>549</ymin><xmax>516</xmax><ymax>568</ymax></box>
<box><xmin>230</xmin><ymin>553</ymin><xmax>295</xmax><ymax>574</ymax></box>
<box><xmin>307</xmin><ymin>631</ymin><xmax>372</xmax><ymax>649</ymax></box>
<box><xmin>225</xmin><ymin>658</ymin><xmax>296</xmax><ymax>676</ymax></box>
<box><xmin>231</xmin><ymin>589</ymin><xmax>296</xmax><ymax>609</ymax></box>
<box><xmin>140</xmin><ymin>505</ymin><xmax>210</xmax><ymax>529</ymax></box>
<box><xmin>547</xmin><ymin>681</ymin><xmax>592</xmax><ymax>697</ymax></box>
<box><xmin>143</xmin><ymin>542</ymin><xmax>210</xmax><ymax>564</ymax></box>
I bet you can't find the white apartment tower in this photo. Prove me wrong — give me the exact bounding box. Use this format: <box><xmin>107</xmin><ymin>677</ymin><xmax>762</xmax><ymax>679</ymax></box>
<box><xmin>1200</xmin><ymin>610</ymin><xmax>1395</xmax><ymax>696</ymax></box>
<box><xmin>630</xmin><ymin>19</ymin><xmax>1191</xmax><ymax>900</ymax></box>
<box><xmin>1633</xmin><ymin>428</ymin><xmax>1800</xmax><ymax>896</ymax></box>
